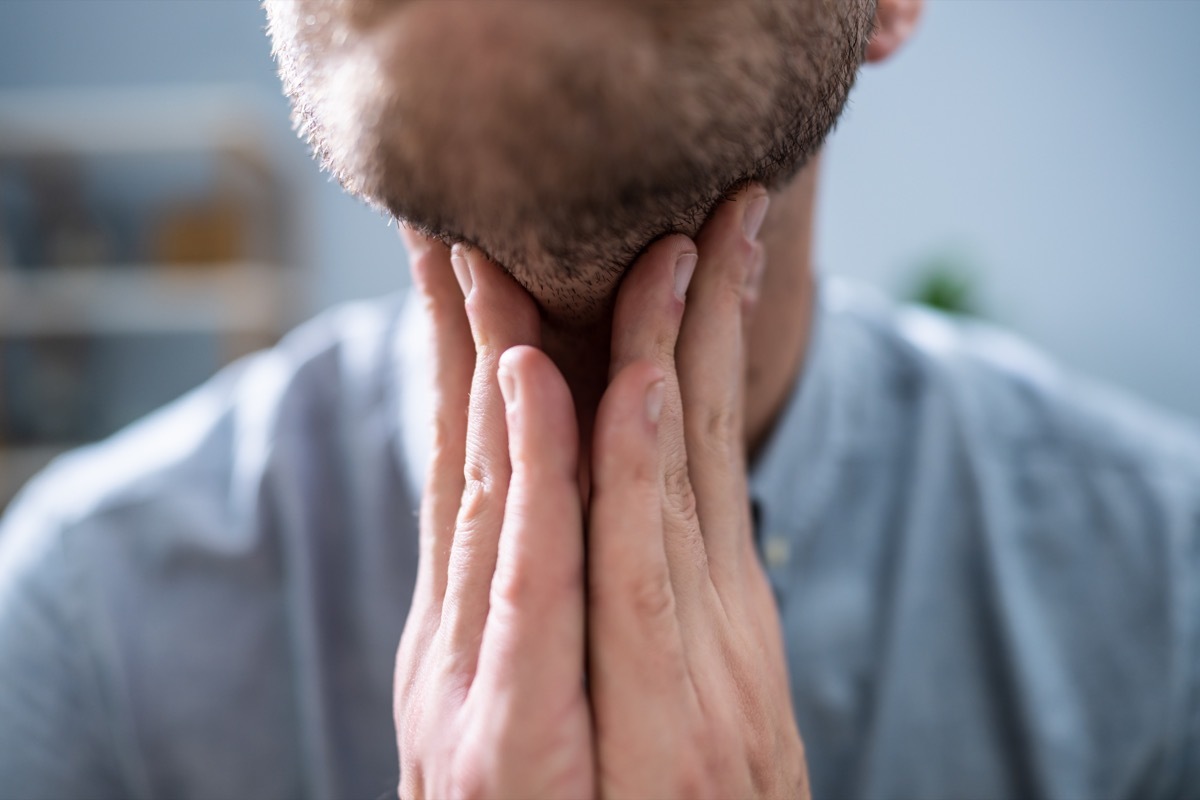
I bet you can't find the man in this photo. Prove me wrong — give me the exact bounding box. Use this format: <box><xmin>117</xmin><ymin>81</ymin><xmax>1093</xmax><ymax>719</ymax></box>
<box><xmin>1</xmin><ymin>1</ymin><xmax>1198</xmax><ymax>798</ymax></box>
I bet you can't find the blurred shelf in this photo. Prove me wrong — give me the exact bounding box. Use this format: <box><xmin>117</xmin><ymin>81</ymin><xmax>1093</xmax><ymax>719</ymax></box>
<box><xmin>0</xmin><ymin>85</ymin><xmax>278</xmax><ymax>159</ymax></box>
<box><xmin>0</xmin><ymin>263</ymin><xmax>294</xmax><ymax>335</ymax></box>
<box><xmin>0</xmin><ymin>443</ymin><xmax>74</xmax><ymax>510</ymax></box>
<box><xmin>0</xmin><ymin>85</ymin><xmax>299</xmax><ymax>514</ymax></box>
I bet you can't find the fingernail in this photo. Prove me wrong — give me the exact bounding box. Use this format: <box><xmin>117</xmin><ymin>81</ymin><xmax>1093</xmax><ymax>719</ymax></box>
<box><xmin>498</xmin><ymin>363</ymin><xmax>517</xmax><ymax>407</ymax></box>
<box><xmin>742</xmin><ymin>194</ymin><xmax>770</xmax><ymax>242</ymax></box>
<box><xmin>450</xmin><ymin>245</ymin><xmax>473</xmax><ymax>297</ymax></box>
<box><xmin>745</xmin><ymin>247</ymin><xmax>766</xmax><ymax>296</ymax></box>
<box><xmin>645</xmin><ymin>379</ymin><xmax>665</xmax><ymax>425</ymax></box>
<box><xmin>674</xmin><ymin>252</ymin><xmax>698</xmax><ymax>302</ymax></box>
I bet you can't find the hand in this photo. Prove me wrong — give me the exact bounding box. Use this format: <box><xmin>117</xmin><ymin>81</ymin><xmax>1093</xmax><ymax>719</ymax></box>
<box><xmin>393</xmin><ymin>230</ymin><xmax>593</xmax><ymax>800</ymax></box>
<box><xmin>588</xmin><ymin>189</ymin><xmax>809</xmax><ymax>799</ymax></box>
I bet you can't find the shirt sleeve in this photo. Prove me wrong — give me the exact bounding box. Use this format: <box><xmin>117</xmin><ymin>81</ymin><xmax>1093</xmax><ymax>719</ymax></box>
<box><xmin>1178</xmin><ymin>493</ymin><xmax>1200</xmax><ymax>796</ymax></box>
<box><xmin>0</xmin><ymin>490</ymin><xmax>126</xmax><ymax>799</ymax></box>
<box><xmin>1154</xmin><ymin>442</ymin><xmax>1200</xmax><ymax>799</ymax></box>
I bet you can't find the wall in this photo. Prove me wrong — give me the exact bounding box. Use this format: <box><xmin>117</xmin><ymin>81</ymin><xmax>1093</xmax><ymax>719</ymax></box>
<box><xmin>821</xmin><ymin>0</ymin><xmax>1200</xmax><ymax>419</ymax></box>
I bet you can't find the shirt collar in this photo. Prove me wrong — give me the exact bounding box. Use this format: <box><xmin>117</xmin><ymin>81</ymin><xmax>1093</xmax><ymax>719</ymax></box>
<box><xmin>394</xmin><ymin>289</ymin><xmax>435</xmax><ymax>507</ymax></box>
<box><xmin>748</xmin><ymin>277</ymin><xmax>844</xmax><ymax>559</ymax></box>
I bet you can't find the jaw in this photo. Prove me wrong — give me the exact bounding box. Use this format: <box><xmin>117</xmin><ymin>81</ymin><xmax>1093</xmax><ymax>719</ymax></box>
<box><xmin>268</xmin><ymin>0</ymin><xmax>869</xmax><ymax>331</ymax></box>
<box><xmin>271</xmin><ymin>0</ymin><xmax>788</xmax><ymax>321</ymax></box>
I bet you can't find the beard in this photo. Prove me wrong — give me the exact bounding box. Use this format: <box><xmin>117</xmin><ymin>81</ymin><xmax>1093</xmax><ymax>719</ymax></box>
<box><xmin>266</xmin><ymin>0</ymin><xmax>874</xmax><ymax>323</ymax></box>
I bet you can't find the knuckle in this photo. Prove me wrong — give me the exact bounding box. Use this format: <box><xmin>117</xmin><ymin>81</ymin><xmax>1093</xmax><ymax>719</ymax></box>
<box><xmin>629</xmin><ymin>452</ymin><xmax>659</xmax><ymax>490</ymax></box>
<box><xmin>695</xmin><ymin>404</ymin><xmax>738</xmax><ymax>452</ymax></box>
<box><xmin>663</xmin><ymin>461</ymin><xmax>698</xmax><ymax>520</ymax></box>
<box><xmin>627</xmin><ymin>568</ymin><xmax>676</xmax><ymax>624</ymax></box>
<box><xmin>489</xmin><ymin>554</ymin><xmax>533</xmax><ymax>609</ymax></box>
<box><xmin>452</xmin><ymin>478</ymin><xmax>503</xmax><ymax>552</ymax></box>
<box><xmin>462</xmin><ymin>455</ymin><xmax>489</xmax><ymax>488</ymax></box>
<box><xmin>457</xmin><ymin>471</ymin><xmax>497</xmax><ymax>525</ymax></box>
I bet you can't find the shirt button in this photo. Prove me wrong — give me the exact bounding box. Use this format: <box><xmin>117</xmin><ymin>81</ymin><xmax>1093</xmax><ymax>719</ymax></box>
<box><xmin>763</xmin><ymin>535</ymin><xmax>791</xmax><ymax>569</ymax></box>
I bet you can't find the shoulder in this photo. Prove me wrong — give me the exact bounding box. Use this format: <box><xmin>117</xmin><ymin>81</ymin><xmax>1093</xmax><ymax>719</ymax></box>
<box><xmin>821</xmin><ymin>277</ymin><xmax>1200</xmax><ymax>494</ymax></box>
<box><xmin>0</xmin><ymin>293</ymin><xmax>420</xmax><ymax>720</ymax></box>
<box><xmin>2</xmin><ymin>292</ymin><xmax>411</xmax><ymax>545</ymax></box>
<box><xmin>813</xmin><ymin>279</ymin><xmax>1200</xmax><ymax>793</ymax></box>
<box><xmin>0</xmin><ymin>293</ymin><xmax>415</xmax><ymax>795</ymax></box>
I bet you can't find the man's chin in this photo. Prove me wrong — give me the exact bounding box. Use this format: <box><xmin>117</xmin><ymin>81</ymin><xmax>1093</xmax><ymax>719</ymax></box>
<box><xmin>513</xmin><ymin>264</ymin><xmax>625</xmax><ymax>331</ymax></box>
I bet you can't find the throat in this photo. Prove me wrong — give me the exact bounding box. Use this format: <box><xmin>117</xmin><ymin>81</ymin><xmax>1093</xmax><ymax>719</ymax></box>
<box><xmin>539</xmin><ymin>311</ymin><xmax>613</xmax><ymax>508</ymax></box>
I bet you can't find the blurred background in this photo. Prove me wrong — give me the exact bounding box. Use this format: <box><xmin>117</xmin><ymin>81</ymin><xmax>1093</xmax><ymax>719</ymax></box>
<box><xmin>0</xmin><ymin>0</ymin><xmax>1197</xmax><ymax>511</ymax></box>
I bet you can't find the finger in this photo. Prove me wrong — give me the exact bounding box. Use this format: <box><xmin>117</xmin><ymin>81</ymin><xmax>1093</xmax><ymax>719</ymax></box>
<box><xmin>474</xmin><ymin>346</ymin><xmax>586</xmax><ymax>712</ymax></box>
<box><xmin>441</xmin><ymin>245</ymin><xmax>541</xmax><ymax>662</ymax></box>
<box><xmin>589</xmin><ymin>358</ymin><xmax>692</xmax><ymax>755</ymax></box>
<box><xmin>401</xmin><ymin>226</ymin><xmax>474</xmax><ymax>611</ymax></box>
<box><xmin>677</xmin><ymin>189</ymin><xmax>768</xmax><ymax>583</ymax></box>
<box><xmin>608</xmin><ymin>235</ymin><xmax>709</xmax><ymax>591</ymax></box>
<box><xmin>608</xmin><ymin>233</ymin><xmax>695</xmax><ymax>381</ymax></box>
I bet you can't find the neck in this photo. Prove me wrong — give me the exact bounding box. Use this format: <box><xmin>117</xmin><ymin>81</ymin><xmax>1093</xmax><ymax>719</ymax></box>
<box><xmin>745</xmin><ymin>157</ymin><xmax>819</xmax><ymax>461</ymax></box>
<box><xmin>540</xmin><ymin>157</ymin><xmax>820</xmax><ymax>467</ymax></box>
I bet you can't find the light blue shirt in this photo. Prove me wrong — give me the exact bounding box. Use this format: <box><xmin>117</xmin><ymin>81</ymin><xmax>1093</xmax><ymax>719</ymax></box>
<box><xmin>2</xmin><ymin>279</ymin><xmax>1198</xmax><ymax>800</ymax></box>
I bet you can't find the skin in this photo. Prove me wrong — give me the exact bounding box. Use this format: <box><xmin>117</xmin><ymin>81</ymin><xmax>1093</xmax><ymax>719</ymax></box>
<box><xmin>265</xmin><ymin>0</ymin><xmax>876</xmax><ymax>320</ymax></box>
<box><xmin>396</xmin><ymin>189</ymin><xmax>805</xmax><ymax>798</ymax></box>
<box><xmin>266</xmin><ymin>0</ymin><xmax>924</xmax><ymax>795</ymax></box>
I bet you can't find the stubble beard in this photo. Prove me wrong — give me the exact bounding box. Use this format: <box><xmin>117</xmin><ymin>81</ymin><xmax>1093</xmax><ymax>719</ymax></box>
<box><xmin>267</xmin><ymin>0</ymin><xmax>874</xmax><ymax>324</ymax></box>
